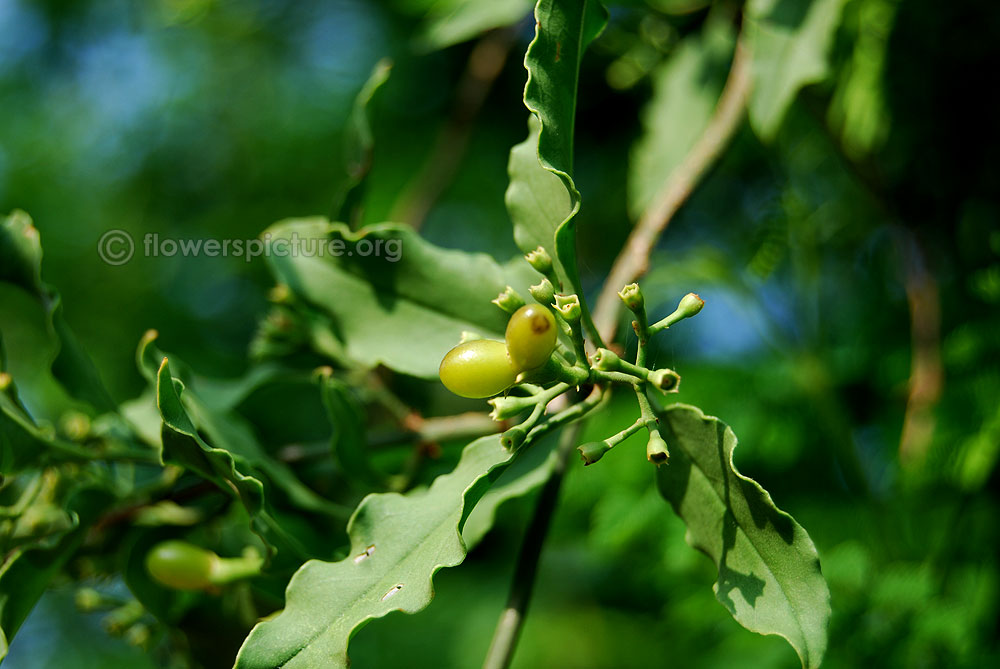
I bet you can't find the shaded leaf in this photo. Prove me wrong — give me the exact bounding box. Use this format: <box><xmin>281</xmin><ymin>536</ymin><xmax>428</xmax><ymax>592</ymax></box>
<box><xmin>744</xmin><ymin>0</ymin><xmax>848</xmax><ymax>141</ymax></box>
<box><xmin>138</xmin><ymin>332</ymin><xmax>349</xmax><ymax>522</ymax></box>
<box><xmin>263</xmin><ymin>219</ymin><xmax>534</xmax><ymax>378</ymax></box>
<box><xmin>235</xmin><ymin>435</ymin><xmax>513</xmax><ymax>668</ymax></box>
<box><xmin>656</xmin><ymin>403</ymin><xmax>830</xmax><ymax>669</ymax></box>
<box><xmin>417</xmin><ymin>0</ymin><xmax>533</xmax><ymax>51</ymax></box>
<box><xmin>628</xmin><ymin>19</ymin><xmax>735</xmax><ymax>217</ymax></box>
<box><xmin>317</xmin><ymin>369</ymin><xmax>378</xmax><ymax>489</ymax></box>
<box><xmin>155</xmin><ymin>357</ymin><xmax>312</xmax><ymax>559</ymax></box>
<box><xmin>0</xmin><ymin>210</ymin><xmax>115</xmax><ymax>412</ymax></box>
<box><xmin>332</xmin><ymin>59</ymin><xmax>393</xmax><ymax>220</ymax></box>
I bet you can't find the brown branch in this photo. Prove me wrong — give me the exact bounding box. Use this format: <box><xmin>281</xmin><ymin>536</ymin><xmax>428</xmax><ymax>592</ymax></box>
<box><xmin>592</xmin><ymin>39</ymin><xmax>753</xmax><ymax>343</ymax></box>
<box><xmin>390</xmin><ymin>29</ymin><xmax>515</xmax><ymax>230</ymax></box>
<box><xmin>898</xmin><ymin>234</ymin><xmax>942</xmax><ymax>467</ymax></box>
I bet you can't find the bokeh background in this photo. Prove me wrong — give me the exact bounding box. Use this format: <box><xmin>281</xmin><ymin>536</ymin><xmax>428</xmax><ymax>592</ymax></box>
<box><xmin>1</xmin><ymin>0</ymin><xmax>998</xmax><ymax>667</ymax></box>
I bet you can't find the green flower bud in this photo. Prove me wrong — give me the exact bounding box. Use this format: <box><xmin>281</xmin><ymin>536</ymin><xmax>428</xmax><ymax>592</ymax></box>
<box><xmin>553</xmin><ymin>293</ymin><xmax>582</xmax><ymax>323</ymax></box>
<box><xmin>646</xmin><ymin>431</ymin><xmax>669</xmax><ymax>466</ymax></box>
<box><xmin>677</xmin><ymin>293</ymin><xmax>704</xmax><ymax>318</ymax></box>
<box><xmin>0</xmin><ymin>372</ymin><xmax>11</xmax><ymax>392</ymax></box>
<box><xmin>525</xmin><ymin>246</ymin><xmax>553</xmax><ymax>275</ymax></box>
<box><xmin>618</xmin><ymin>283</ymin><xmax>645</xmax><ymax>314</ymax></box>
<box><xmin>60</xmin><ymin>411</ymin><xmax>91</xmax><ymax>441</ymax></box>
<box><xmin>578</xmin><ymin>441</ymin><xmax>611</xmax><ymax>465</ymax></box>
<box><xmin>649</xmin><ymin>292</ymin><xmax>706</xmax><ymax>334</ymax></box>
<box><xmin>501</xmin><ymin>425</ymin><xmax>528</xmax><ymax>449</ymax></box>
<box><xmin>592</xmin><ymin>348</ymin><xmax>621</xmax><ymax>372</ymax></box>
<box><xmin>492</xmin><ymin>286</ymin><xmax>527</xmax><ymax>314</ymax></box>
<box><xmin>74</xmin><ymin>588</ymin><xmax>105</xmax><ymax>612</ymax></box>
<box><xmin>529</xmin><ymin>278</ymin><xmax>555</xmax><ymax>305</ymax></box>
<box><xmin>648</xmin><ymin>368</ymin><xmax>681</xmax><ymax>393</ymax></box>
<box><xmin>488</xmin><ymin>394</ymin><xmax>536</xmax><ymax>421</ymax></box>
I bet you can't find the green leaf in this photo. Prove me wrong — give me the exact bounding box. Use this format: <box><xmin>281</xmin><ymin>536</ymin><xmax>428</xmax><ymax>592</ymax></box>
<box><xmin>332</xmin><ymin>59</ymin><xmax>392</xmax><ymax>220</ymax></box>
<box><xmin>462</xmin><ymin>432</ymin><xmax>558</xmax><ymax>549</ymax></box>
<box><xmin>138</xmin><ymin>332</ymin><xmax>349</xmax><ymax>521</ymax></box>
<box><xmin>628</xmin><ymin>20</ymin><xmax>735</xmax><ymax>217</ymax></box>
<box><xmin>655</xmin><ymin>404</ymin><xmax>830</xmax><ymax>669</ymax></box>
<box><xmin>417</xmin><ymin>0</ymin><xmax>534</xmax><ymax>50</ymax></box>
<box><xmin>744</xmin><ymin>0</ymin><xmax>848</xmax><ymax>141</ymax></box>
<box><xmin>155</xmin><ymin>357</ymin><xmax>309</xmax><ymax>558</ymax></box>
<box><xmin>0</xmin><ymin>210</ymin><xmax>115</xmax><ymax>412</ymax></box>
<box><xmin>155</xmin><ymin>357</ymin><xmax>266</xmax><ymax>519</ymax></box>
<box><xmin>234</xmin><ymin>435</ymin><xmax>513</xmax><ymax>668</ymax></box>
<box><xmin>263</xmin><ymin>219</ymin><xmax>534</xmax><ymax>378</ymax></box>
<box><xmin>317</xmin><ymin>370</ymin><xmax>379</xmax><ymax>489</ymax></box>
<box><xmin>506</xmin><ymin>0</ymin><xmax>607</xmax><ymax>341</ymax></box>
<box><xmin>0</xmin><ymin>384</ymin><xmax>99</xmax><ymax>475</ymax></box>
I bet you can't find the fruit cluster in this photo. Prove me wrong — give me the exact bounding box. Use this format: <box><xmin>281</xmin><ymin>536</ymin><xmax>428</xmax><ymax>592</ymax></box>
<box><xmin>438</xmin><ymin>304</ymin><xmax>556</xmax><ymax>399</ymax></box>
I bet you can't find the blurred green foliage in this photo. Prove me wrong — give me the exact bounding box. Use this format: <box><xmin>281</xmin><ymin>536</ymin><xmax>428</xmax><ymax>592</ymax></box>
<box><xmin>1</xmin><ymin>0</ymin><xmax>999</xmax><ymax>667</ymax></box>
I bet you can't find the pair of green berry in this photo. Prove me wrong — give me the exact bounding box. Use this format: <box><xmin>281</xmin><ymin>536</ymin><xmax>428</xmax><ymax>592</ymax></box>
<box><xmin>439</xmin><ymin>305</ymin><xmax>557</xmax><ymax>399</ymax></box>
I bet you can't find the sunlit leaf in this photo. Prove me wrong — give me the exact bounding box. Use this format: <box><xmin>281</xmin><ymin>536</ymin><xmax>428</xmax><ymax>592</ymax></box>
<box><xmin>656</xmin><ymin>403</ymin><xmax>830</xmax><ymax>669</ymax></box>
<box><xmin>462</xmin><ymin>433</ymin><xmax>557</xmax><ymax>549</ymax></box>
<box><xmin>263</xmin><ymin>219</ymin><xmax>534</xmax><ymax>378</ymax></box>
<box><xmin>744</xmin><ymin>0</ymin><xmax>848</xmax><ymax>141</ymax></box>
<box><xmin>235</xmin><ymin>435</ymin><xmax>513</xmax><ymax>668</ymax></box>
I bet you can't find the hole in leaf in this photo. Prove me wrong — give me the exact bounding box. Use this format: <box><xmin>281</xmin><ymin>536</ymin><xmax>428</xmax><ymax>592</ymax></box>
<box><xmin>380</xmin><ymin>584</ymin><xmax>402</xmax><ymax>601</ymax></box>
<box><xmin>353</xmin><ymin>545</ymin><xmax>376</xmax><ymax>564</ymax></box>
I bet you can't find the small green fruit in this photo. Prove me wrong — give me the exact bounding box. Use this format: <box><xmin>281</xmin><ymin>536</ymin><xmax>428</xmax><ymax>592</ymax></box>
<box><xmin>145</xmin><ymin>540</ymin><xmax>218</xmax><ymax>591</ymax></box>
<box><xmin>505</xmin><ymin>305</ymin><xmax>557</xmax><ymax>371</ymax></box>
<box><xmin>439</xmin><ymin>339</ymin><xmax>519</xmax><ymax>398</ymax></box>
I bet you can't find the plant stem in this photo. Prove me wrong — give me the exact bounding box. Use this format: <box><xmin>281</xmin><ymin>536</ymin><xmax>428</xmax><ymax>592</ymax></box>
<box><xmin>592</xmin><ymin>39</ymin><xmax>752</xmax><ymax>343</ymax></box>
<box><xmin>483</xmin><ymin>421</ymin><xmax>584</xmax><ymax>669</ymax></box>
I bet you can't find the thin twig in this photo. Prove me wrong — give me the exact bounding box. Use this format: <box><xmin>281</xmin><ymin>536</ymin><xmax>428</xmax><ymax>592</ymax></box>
<box><xmin>897</xmin><ymin>232</ymin><xmax>942</xmax><ymax>466</ymax></box>
<box><xmin>482</xmin><ymin>421</ymin><xmax>584</xmax><ymax>669</ymax></box>
<box><xmin>592</xmin><ymin>39</ymin><xmax>753</xmax><ymax>343</ymax></box>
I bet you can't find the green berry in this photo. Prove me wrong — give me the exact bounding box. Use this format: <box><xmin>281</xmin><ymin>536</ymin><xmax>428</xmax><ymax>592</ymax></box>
<box><xmin>505</xmin><ymin>305</ymin><xmax>557</xmax><ymax>371</ymax></box>
<box><xmin>439</xmin><ymin>339</ymin><xmax>519</xmax><ymax>398</ymax></box>
<box><xmin>145</xmin><ymin>540</ymin><xmax>218</xmax><ymax>591</ymax></box>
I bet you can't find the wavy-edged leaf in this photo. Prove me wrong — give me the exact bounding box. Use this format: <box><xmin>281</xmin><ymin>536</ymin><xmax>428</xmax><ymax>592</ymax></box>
<box><xmin>656</xmin><ymin>403</ymin><xmax>830</xmax><ymax>669</ymax></box>
<box><xmin>138</xmin><ymin>332</ymin><xmax>349</xmax><ymax>523</ymax></box>
<box><xmin>155</xmin><ymin>357</ymin><xmax>315</xmax><ymax>558</ymax></box>
<box><xmin>628</xmin><ymin>18</ymin><xmax>736</xmax><ymax>217</ymax></box>
<box><xmin>264</xmin><ymin>219</ymin><xmax>534</xmax><ymax>378</ymax></box>
<box><xmin>745</xmin><ymin>0</ymin><xmax>848</xmax><ymax>141</ymax></box>
<box><xmin>506</xmin><ymin>0</ymin><xmax>607</xmax><ymax>337</ymax></box>
<box><xmin>0</xmin><ymin>210</ymin><xmax>115</xmax><ymax>412</ymax></box>
<box><xmin>155</xmin><ymin>357</ymin><xmax>266</xmax><ymax>518</ymax></box>
<box><xmin>462</xmin><ymin>431</ymin><xmax>558</xmax><ymax>549</ymax></box>
<box><xmin>235</xmin><ymin>435</ymin><xmax>513</xmax><ymax>668</ymax></box>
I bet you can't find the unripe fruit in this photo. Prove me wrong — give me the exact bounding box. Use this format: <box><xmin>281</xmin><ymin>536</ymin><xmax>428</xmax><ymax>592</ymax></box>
<box><xmin>145</xmin><ymin>540</ymin><xmax>218</xmax><ymax>591</ymax></box>
<box><xmin>439</xmin><ymin>340</ymin><xmax>519</xmax><ymax>398</ymax></box>
<box><xmin>504</xmin><ymin>305</ymin><xmax>557</xmax><ymax>371</ymax></box>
